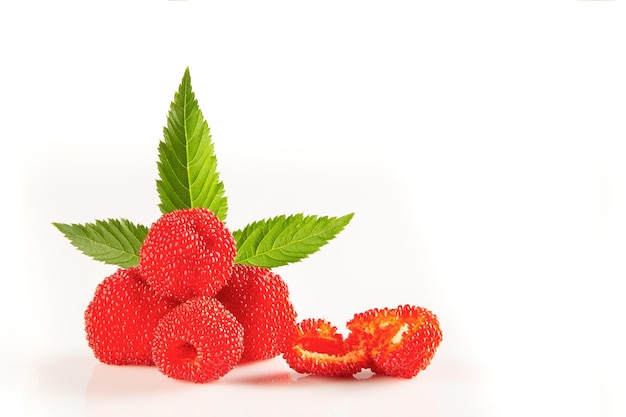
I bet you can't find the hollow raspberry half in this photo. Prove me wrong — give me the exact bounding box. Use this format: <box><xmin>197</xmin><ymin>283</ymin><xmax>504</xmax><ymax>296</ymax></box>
<box><xmin>216</xmin><ymin>265</ymin><xmax>297</xmax><ymax>362</ymax></box>
<box><xmin>139</xmin><ymin>208</ymin><xmax>236</xmax><ymax>301</ymax></box>
<box><xmin>283</xmin><ymin>318</ymin><xmax>368</xmax><ymax>377</ymax></box>
<box><xmin>346</xmin><ymin>305</ymin><xmax>442</xmax><ymax>378</ymax></box>
<box><xmin>84</xmin><ymin>267</ymin><xmax>178</xmax><ymax>365</ymax></box>
<box><xmin>151</xmin><ymin>296</ymin><xmax>244</xmax><ymax>383</ymax></box>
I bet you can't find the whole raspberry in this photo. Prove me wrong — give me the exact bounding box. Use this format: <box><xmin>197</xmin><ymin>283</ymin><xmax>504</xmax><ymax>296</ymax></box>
<box><xmin>84</xmin><ymin>267</ymin><xmax>178</xmax><ymax>365</ymax></box>
<box><xmin>151</xmin><ymin>296</ymin><xmax>244</xmax><ymax>383</ymax></box>
<box><xmin>139</xmin><ymin>208</ymin><xmax>236</xmax><ymax>301</ymax></box>
<box><xmin>216</xmin><ymin>265</ymin><xmax>297</xmax><ymax>362</ymax></box>
<box><xmin>283</xmin><ymin>318</ymin><xmax>368</xmax><ymax>377</ymax></box>
<box><xmin>346</xmin><ymin>305</ymin><xmax>442</xmax><ymax>378</ymax></box>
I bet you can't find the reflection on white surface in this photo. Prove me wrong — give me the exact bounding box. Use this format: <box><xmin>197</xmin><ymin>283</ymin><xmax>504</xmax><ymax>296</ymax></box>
<box><xmin>26</xmin><ymin>353</ymin><xmax>491</xmax><ymax>417</ymax></box>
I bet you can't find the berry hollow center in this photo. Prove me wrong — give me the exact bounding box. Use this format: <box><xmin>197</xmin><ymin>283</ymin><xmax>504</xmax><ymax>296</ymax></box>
<box><xmin>391</xmin><ymin>323</ymin><xmax>410</xmax><ymax>344</ymax></box>
<box><xmin>299</xmin><ymin>337</ymin><xmax>345</xmax><ymax>356</ymax></box>
<box><xmin>169</xmin><ymin>341</ymin><xmax>199</xmax><ymax>364</ymax></box>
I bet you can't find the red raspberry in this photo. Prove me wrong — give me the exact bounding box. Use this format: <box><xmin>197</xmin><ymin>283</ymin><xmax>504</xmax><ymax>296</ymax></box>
<box><xmin>139</xmin><ymin>208</ymin><xmax>236</xmax><ymax>301</ymax></box>
<box><xmin>151</xmin><ymin>296</ymin><xmax>244</xmax><ymax>383</ymax></box>
<box><xmin>346</xmin><ymin>305</ymin><xmax>442</xmax><ymax>378</ymax></box>
<box><xmin>283</xmin><ymin>318</ymin><xmax>368</xmax><ymax>377</ymax></box>
<box><xmin>216</xmin><ymin>265</ymin><xmax>297</xmax><ymax>362</ymax></box>
<box><xmin>84</xmin><ymin>267</ymin><xmax>178</xmax><ymax>365</ymax></box>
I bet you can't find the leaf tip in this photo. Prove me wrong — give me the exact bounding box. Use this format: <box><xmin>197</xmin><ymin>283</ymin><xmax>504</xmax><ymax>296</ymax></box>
<box><xmin>52</xmin><ymin>222</ymin><xmax>66</xmax><ymax>232</ymax></box>
<box><xmin>340</xmin><ymin>212</ymin><xmax>355</xmax><ymax>225</ymax></box>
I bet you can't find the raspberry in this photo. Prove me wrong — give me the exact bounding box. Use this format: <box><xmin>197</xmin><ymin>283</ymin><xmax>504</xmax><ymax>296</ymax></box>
<box><xmin>139</xmin><ymin>208</ymin><xmax>236</xmax><ymax>301</ymax></box>
<box><xmin>151</xmin><ymin>296</ymin><xmax>244</xmax><ymax>383</ymax></box>
<box><xmin>84</xmin><ymin>267</ymin><xmax>178</xmax><ymax>365</ymax></box>
<box><xmin>216</xmin><ymin>265</ymin><xmax>297</xmax><ymax>362</ymax></box>
<box><xmin>283</xmin><ymin>318</ymin><xmax>368</xmax><ymax>377</ymax></box>
<box><xmin>346</xmin><ymin>305</ymin><xmax>442</xmax><ymax>378</ymax></box>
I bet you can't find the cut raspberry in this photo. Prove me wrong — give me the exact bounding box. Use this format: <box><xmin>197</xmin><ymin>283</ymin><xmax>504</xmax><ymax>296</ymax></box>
<box><xmin>139</xmin><ymin>208</ymin><xmax>236</xmax><ymax>301</ymax></box>
<box><xmin>346</xmin><ymin>305</ymin><xmax>442</xmax><ymax>378</ymax></box>
<box><xmin>84</xmin><ymin>267</ymin><xmax>178</xmax><ymax>365</ymax></box>
<box><xmin>151</xmin><ymin>296</ymin><xmax>244</xmax><ymax>383</ymax></box>
<box><xmin>216</xmin><ymin>265</ymin><xmax>297</xmax><ymax>362</ymax></box>
<box><xmin>283</xmin><ymin>318</ymin><xmax>368</xmax><ymax>377</ymax></box>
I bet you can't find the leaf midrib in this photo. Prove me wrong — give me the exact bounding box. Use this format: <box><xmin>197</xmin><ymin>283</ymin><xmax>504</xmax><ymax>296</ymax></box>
<box><xmin>183</xmin><ymin>76</ymin><xmax>193</xmax><ymax>208</ymax></box>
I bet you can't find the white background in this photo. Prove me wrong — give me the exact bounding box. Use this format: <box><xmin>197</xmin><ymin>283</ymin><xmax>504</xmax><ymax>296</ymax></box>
<box><xmin>4</xmin><ymin>1</ymin><xmax>626</xmax><ymax>416</ymax></box>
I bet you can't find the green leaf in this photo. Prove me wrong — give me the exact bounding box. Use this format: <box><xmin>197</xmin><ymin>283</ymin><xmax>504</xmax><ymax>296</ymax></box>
<box><xmin>233</xmin><ymin>213</ymin><xmax>354</xmax><ymax>268</ymax></box>
<box><xmin>156</xmin><ymin>67</ymin><xmax>228</xmax><ymax>220</ymax></box>
<box><xmin>52</xmin><ymin>219</ymin><xmax>149</xmax><ymax>268</ymax></box>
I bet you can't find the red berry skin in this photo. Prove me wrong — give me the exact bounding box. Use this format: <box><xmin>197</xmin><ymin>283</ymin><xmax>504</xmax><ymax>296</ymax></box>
<box><xmin>216</xmin><ymin>265</ymin><xmax>297</xmax><ymax>362</ymax></box>
<box><xmin>84</xmin><ymin>268</ymin><xmax>178</xmax><ymax>366</ymax></box>
<box><xmin>346</xmin><ymin>305</ymin><xmax>442</xmax><ymax>378</ymax></box>
<box><xmin>139</xmin><ymin>208</ymin><xmax>236</xmax><ymax>301</ymax></box>
<box><xmin>151</xmin><ymin>297</ymin><xmax>244</xmax><ymax>383</ymax></box>
<box><xmin>283</xmin><ymin>318</ymin><xmax>368</xmax><ymax>377</ymax></box>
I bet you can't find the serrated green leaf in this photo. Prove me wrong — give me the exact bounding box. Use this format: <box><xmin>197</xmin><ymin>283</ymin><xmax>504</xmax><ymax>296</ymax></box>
<box><xmin>233</xmin><ymin>213</ymin><xmax>354</xmax><ymax>268</ymax></box>
<box><xmin>53</xmin><ymin>219</ymin><xmax>149</xmax><ymax>268</ymax></box>
<box><xmin>156</xmin><ymin>67</ymin><xmax>228</xmax><ymax>220</ymax></box>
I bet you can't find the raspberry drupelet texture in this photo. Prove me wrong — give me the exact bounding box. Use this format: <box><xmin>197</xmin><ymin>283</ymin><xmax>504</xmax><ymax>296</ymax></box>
<box><xmin>84</xmin><ymin>267</ymin><xmax>178</xmax><ymax>365</ymax></box>
<box><xmin>283</xmin><ymin>318</ymin><xmax>368</xmax><ymax>377</ymax></box>
<box><xmin>151</xmin><ymin>296</ymin><xmax>244</xmax><ymax>383</ymax></box>
<box><xmin>139</xmin><ymin>208</ymin><xmax>236</xmax><ymax>301</ymax></box>
<box><xmin>216</xmin><ymin>265</ymin><xmax>297</xmax><ymax>362</ymax></box>
<box><xmin>346</xmin><ymin>305</ymin><xmax>442</xmax><ymax>378</ymax></box>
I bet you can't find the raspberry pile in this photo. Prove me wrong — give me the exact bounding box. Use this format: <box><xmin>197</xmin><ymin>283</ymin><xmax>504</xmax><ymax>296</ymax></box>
<box><xmin>85</xmin><ymin>208</ymin><xmax>297</xmax><ymax>382</ymax></box>
<box><xmin>84</xmin><ymin>207</ymin><xmax>442</xmax><ymax>382</ymax></box>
